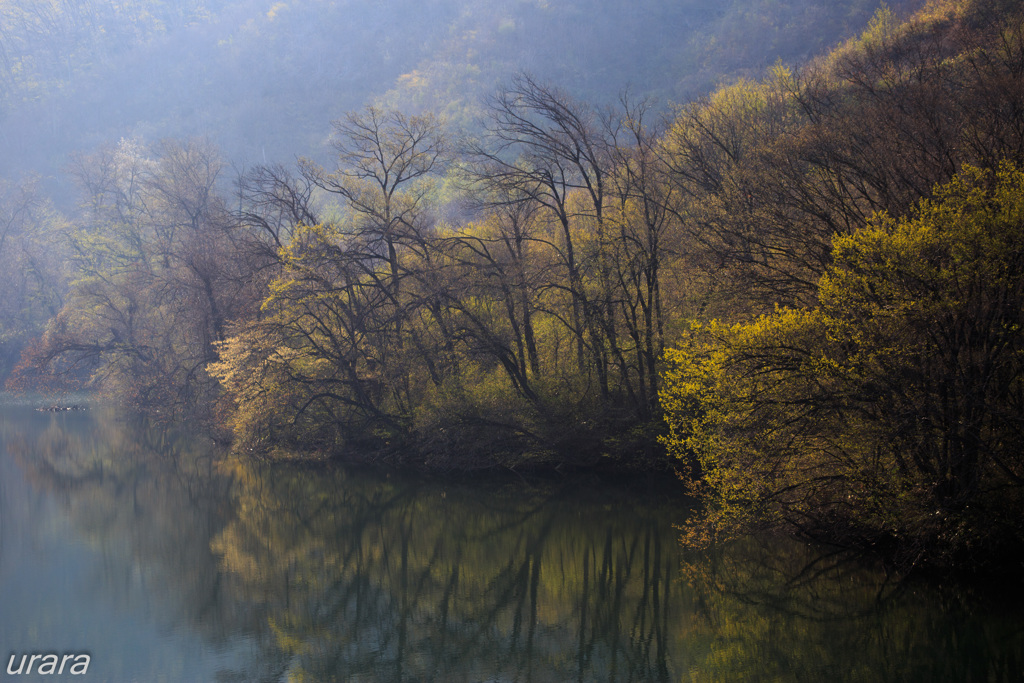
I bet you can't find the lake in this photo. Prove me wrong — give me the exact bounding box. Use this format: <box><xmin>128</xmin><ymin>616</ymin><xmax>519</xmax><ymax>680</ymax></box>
<box><xmin>1</xmin><ymin>396</ymin><xmax>1021</xmax><ymax>681</ymax></box>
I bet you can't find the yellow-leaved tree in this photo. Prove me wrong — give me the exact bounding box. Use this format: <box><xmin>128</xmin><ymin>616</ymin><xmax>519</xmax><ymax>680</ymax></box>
<box><xmin>662</xmin><ymin>163</ymin><xmax>1024</xmax><ymax>569</ymax></box>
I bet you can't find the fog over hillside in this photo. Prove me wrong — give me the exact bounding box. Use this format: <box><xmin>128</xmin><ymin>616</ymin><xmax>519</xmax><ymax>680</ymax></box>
<box><xmin>1</xmin><ymin>0</ymin><xmax>921</xmax><ymax>188</ymax></box>
<box><xmin>4</xmin><ymin>0</ymin><xmax>1024</xmax><ymax>591</ymax></box>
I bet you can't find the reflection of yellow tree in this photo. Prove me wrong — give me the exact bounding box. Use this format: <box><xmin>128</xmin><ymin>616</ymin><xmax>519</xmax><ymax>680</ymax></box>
<box><xmin>213</xmin><ymin>459</ymin><xmax>691</xmax><ymax>682</ymax></box>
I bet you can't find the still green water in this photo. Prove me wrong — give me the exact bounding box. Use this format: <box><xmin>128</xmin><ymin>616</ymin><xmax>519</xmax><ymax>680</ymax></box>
<box><xmin>0</xmin><ymin>397</ymin><xmax>1021</xmax><ymax>682</ymax></box>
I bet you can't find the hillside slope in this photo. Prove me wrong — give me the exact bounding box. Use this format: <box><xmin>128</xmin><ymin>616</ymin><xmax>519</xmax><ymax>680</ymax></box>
<box><xmin>0</xmin><ymin>0</ymin><xmax>921</xmax><ymax>184</ymax></box>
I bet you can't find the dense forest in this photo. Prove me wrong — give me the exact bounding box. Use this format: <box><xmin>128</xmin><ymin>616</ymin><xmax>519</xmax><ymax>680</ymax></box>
<box><xmin>2</xmin><ymin>0</ymin><xmax>1024</xmax><ymax>571</ymax></box>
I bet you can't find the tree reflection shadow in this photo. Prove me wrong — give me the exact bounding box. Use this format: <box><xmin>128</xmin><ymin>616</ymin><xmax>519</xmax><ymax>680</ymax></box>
<box><xmin>681</xmin><ymin>535</ymin><xmax>1024</xmax><ymax>682</ymax></box>
<box><xmin>213</xmin><ymin>461</ymin><xmax>690</xmax><ymax>682</ymax></box>
<box><xmin>4</xmin><ymin>406</ymin><xmax>1019</xmax><ymax>682</ymax></box>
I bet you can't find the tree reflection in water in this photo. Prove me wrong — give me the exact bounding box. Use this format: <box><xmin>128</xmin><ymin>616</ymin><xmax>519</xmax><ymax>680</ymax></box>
<box><xmin>0</xmin><ymin>404</ymin><xmax>288</xmax><ymax>682</ymax></box>
<box><xmin>3</xmin><ymin>403</ymin><xmax>1021</xmax><ymax>682</ymax></box>
<box><xmin>213</xmin><ymin>459</ymin><xmax>690</xmax><ymax>682</ymax></box>
<box><xmin>682</xmin><ymin>537</ymin><xmax>1024</xmax><ymax>682</ymax></box>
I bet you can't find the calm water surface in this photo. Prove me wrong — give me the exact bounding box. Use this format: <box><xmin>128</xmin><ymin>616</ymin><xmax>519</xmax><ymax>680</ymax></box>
<box><xmin>1</xmin><ymin>397</ymin><xmax>1021</xmax><ymax>682</ymax></box>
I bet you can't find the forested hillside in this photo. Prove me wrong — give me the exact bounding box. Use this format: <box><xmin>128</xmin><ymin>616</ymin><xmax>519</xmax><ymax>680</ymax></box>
<box><xmin>0</xmin><ymin>0</ymin><xmax>920</xmax><ymax>184</ymax></box>
<box><xmin>3</xmin><ymin>0</ymin><xmax>1024</xmax><ymax>569</ymax></box>
<box><xmin>0</xmin><ymin>0</ymin><xmax>924</xmax><ymax>406</ymax></box>
<box><xmin>657</xmin><ymin>0</ymin><xmax>1024</xmax><ymax>571</ymax></box>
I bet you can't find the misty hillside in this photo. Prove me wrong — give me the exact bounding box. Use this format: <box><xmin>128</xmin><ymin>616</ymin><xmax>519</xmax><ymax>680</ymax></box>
<box><xmin>1</xmin><ymin>0</ymin><xmax>921</xmax><ymax>185</ymax></box>
<box><xmin>2</xmin><ymin>0</ymin><xmax>1024</xmax><ymax>581</ymax></box>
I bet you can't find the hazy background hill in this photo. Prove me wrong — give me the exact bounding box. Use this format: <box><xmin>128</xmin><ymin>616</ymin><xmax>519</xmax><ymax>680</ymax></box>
<box><xmin>1</xmin><ymin>0</ymin><xmax>922</xmax><ymax>189</ymax></box>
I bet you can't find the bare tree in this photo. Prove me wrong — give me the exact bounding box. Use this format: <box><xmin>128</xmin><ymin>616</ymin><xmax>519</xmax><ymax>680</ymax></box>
<box><xmin>465</xmin><ymin>74</ymin><xmax>618</xmax><ymax>399</ymax></box>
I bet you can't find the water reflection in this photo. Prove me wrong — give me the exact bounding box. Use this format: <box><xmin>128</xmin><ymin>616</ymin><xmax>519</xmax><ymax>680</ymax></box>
<box><xmin>0</xmin><ymin>403</ymin><xmax>281</xmax><ymax>682</ymax></box>
<box><xmin>1</xmin><ymin>400</ymin><xmax>1021</xmax><ymax>682</ymax></box>
<box><xmin>682</xmin><ymin>537</ymin><xmax>1024</xmax><ymax>682</ymax></box>
<box><xmin>214</xmin><ymin>461</ymin><xmax>690</xmax><ymax>681</ymax></box>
